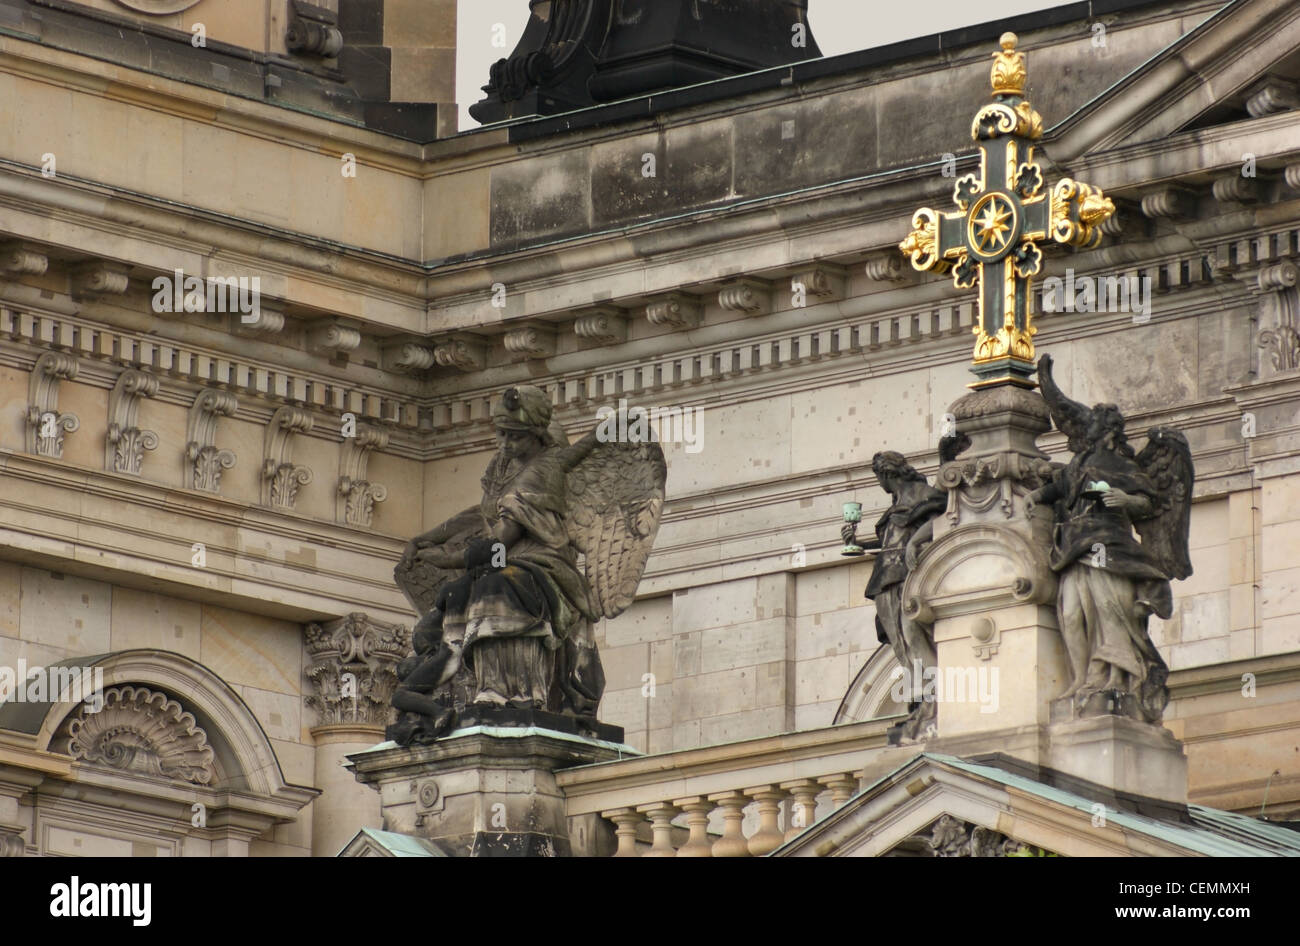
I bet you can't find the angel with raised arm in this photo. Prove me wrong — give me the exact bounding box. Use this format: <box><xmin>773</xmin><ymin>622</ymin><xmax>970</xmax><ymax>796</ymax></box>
<box><xmin>1026</xmin><ymin>354</ymin><xmax>1193</xmax><ymax>723</ymax></box>
<box><xmin>386</xmin><ymin>385</ymin><xmax>666</xmax><ymax>746</ymax></box>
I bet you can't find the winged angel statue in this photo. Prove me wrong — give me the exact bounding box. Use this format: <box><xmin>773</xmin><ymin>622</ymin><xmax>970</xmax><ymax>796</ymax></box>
<box><xmin>1026</xmin><ymin>354</ymin><xmax>1193</xmax><ymax>723</ymax></box>
<box><xmin>386</xmin><ymin>385</ymin><xmax>666</xmax><ymax>745</ymax></box>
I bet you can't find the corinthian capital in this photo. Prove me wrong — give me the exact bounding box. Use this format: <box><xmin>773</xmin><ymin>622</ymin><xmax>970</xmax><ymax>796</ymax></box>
<box><xmin>304</xmin><ymin>613</ymin><xmax>411</xmax><ymax>728</ymax></box>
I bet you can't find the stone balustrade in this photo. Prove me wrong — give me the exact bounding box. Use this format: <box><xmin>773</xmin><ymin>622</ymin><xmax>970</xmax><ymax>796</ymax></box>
<box><xmin>558</xmin><ymin>717</ymin><xmax>896</xmax><ymax>856</ymax></box>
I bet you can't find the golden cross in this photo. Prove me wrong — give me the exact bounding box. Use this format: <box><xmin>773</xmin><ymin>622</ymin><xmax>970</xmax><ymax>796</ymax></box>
<box><xmin>899</xmin><ymin>33</ymin><xmax>1116</xmax><ymax>388</ymax></box>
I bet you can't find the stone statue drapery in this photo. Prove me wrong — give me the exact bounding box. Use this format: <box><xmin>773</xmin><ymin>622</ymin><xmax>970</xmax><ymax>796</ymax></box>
<box><xmin>1028</xmin><ymin>354</ymin><xmax>1193</xmax><ymax>722</ymax></box>
<box><xmin>387</xmin><ymin>386</ymin><xmax>666</xmax><ymax>745</ymax></box>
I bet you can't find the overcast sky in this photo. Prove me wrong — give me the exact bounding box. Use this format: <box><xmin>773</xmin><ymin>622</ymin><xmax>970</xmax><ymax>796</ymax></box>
<box><xmin>456</xmin><ymin>0</ymin><xmax>1065</xmax><ymax>129</ymax></box>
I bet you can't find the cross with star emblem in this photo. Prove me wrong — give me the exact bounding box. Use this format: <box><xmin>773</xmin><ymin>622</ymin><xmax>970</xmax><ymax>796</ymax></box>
<box><xmin>899</xmin><ymin>32</ymin><xmax>1116</xmax><ymax>388</ymax></box>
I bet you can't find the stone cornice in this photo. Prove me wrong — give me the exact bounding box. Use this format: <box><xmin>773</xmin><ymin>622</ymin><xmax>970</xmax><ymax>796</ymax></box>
<box><xmin>0</xmin><ymin>449</ymin><xmax>413</xmax><ymax>624</ymax></box>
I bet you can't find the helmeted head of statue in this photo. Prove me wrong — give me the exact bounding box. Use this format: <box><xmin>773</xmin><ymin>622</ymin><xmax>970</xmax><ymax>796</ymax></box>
<box><xmin>492</xmin><ymin>386</ymin><xmax>567</xmax><ymax>457</ymax></box>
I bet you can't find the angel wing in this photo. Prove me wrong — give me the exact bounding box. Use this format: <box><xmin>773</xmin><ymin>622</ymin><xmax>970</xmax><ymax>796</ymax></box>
<box><xmin>1036</xmin><ymin>353</ymin><xmax>1092</xmax><ymax>444</ymax></box>
<box><xmin>1134</xmin><ymin>426</ymin><xmax>1194</xmax><ymax>580</ymax></box>
<box><xmin>393</xmin><ymin>506</ymin><xmax>487</xmax><ymax>615</ymax></box>
<box><xmin>561</xmin><ymin>426</ymin><xmax>667</xmax><ymax>620</ymax></box>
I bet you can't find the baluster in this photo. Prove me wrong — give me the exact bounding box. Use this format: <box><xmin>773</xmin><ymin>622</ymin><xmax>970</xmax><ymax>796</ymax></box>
<box><xmin>604</xmin><ymin>807</ymin><xmax>644</xmax><ymax>857</ymax></box>
<box><xmin>638</xmin><ymin>802</ymin><xmax>679</xmax><ymax>857</ymax></box>
<box><xmin>708</xmin><ymin>791</ymin><xmax>750</xmax><ymax>857</ymax></box>
<box><xmin>674</xmin><ymin>796</ymin><xmax>713</xmax><ymax>857</ymax></box>
<box><xmin>781</xmin><ymin>779</ymin><xmax>822</xmax><ymax>841</ymax></box>
<box><xmin>745</xmin><ymin>785</ymin><xmax>787</xmax><ymax>856</ymax></box>
<box><xmin>820</xmin><ymin>772</ymin><xmax>859</xmax><ymax>807</ymax></box>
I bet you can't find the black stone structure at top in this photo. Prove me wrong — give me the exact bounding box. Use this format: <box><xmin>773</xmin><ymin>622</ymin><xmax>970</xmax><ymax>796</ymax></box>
<box><xmin>469</xmin><ymin>0</ymin><xmax>821</xmax><ymax>124</ymax></box>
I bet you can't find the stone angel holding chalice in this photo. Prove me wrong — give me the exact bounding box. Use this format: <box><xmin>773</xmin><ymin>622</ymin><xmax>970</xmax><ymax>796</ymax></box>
<box><xmin>386</xmin><ymin>386</ymin><xmax>667</xmax><ymax>746</ymax></box>
<box><xmin>1026</xmin><ymin>354</ymin><xmax>1194</xmax><ymax>723</ymax></box>
<box><xmin>841</xmin><ymin>433</ymin><xmax>969</xmax><ymax>742</ymax></box>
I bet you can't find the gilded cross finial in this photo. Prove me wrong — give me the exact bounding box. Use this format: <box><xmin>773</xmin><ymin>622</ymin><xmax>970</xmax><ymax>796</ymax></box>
<box><xmin>900</xmin><ymin>34</ymin><xmax>1115</xmax><ymax>388</ymax></box>
<box><xmin>990</xmin><ymin>32</ymin><xmax>1026</xmax><ymax>96</ymax></box>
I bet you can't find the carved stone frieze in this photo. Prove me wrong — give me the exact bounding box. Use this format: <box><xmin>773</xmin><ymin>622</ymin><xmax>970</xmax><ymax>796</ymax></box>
<box><xmin>185</xmin><ymin>390</ymin><xmax>238</xmax><ymax>492</ymax></box>
<box><xmin>305</xmin><ymin>613</ymin><xmax>411</xmax><ymax>727</ymax></box>
<box><xmin>26</xmin><ymin>352</ymin><xmax>80</xmax><ymax>459</ymax></box>
<box><xmin>921</xmin><ymin>815</ymin><xmax>1051</xmax><ymax>857</ymax></box>
<box><xmin>105</xmin><ymin>369</ymin><xmax>160</xmax><ymax>475</ymax></box>
<box><xmin>937</xmin><ymin>451</ymin><xmax>1055</xmax><ymax>523</ymax></box>
<box><xmin>53</xmin><ymin>685</ymin><xmax>216</xmax><ymax>785</ymax></box>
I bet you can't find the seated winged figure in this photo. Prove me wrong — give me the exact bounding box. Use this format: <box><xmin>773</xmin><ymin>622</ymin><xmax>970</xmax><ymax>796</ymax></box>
<box><xmin>387</xmin><ymin>385</ymin><xmax>666</xmax><ymax>746</ymax></box>
<box><xmin>1026</xmin><ymin>354</ymin><xmax>1194</xmax><ymax>723</ymax></box>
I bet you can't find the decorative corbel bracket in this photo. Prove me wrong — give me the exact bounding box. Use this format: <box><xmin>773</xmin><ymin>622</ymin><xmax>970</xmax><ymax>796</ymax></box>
<box><xmin>573</xmin><ymin>306</ymin><xmax>628</xmax><ymax>346</ymax></box>
<box><xmin>503</xmin><ymin>324</ymin><xmax>558</xmax><ymax>359</ymax></box>
<box><xmin>718</xmin><ymin>278</ymin><xmax>770</xmax><ymax>316</ymax></box>
<box><xmin>185</xmin><ymin>389</ymin><xmax>238</xmax><ymax>492</ymax></box>
<box><xmin>71</xmin><ymin>260</ymin><xmax>130</xmax><ymax>300</ymax></box>
<box><xmin>1250</xmin><ymin>261</ymin><xmax>1300</xmax><ymax>375</ymax></box>
<box><xmin>382</xmin><ymin>341</ymin><xmax>438</xmax><ymax>374</ymax></box>
<box><xmin>433</xmin><ymin>338</ymin><xmax>487</xmax><ymax>372</ymax></box>
<box><xmin>865</xmin><ymin>253</ymin><xmax>912</xmax><ymax>284</ymax></box>
<box><xmin>26</xmin><ymin>352</ymin><xmax>80</xmax><ymax>458</ymax></box>
<box><xmin>1244</xmin><ymin>76</ymin><xmax>1299</xmax><ymax>118</ymax></box>
<box><xmin>262</xmin><ymin>406</ymin><xmax>314</xmax><ymax>509</ymax></box>
<box><xmin>789</xmin><ymin>265</ymin><xmax>845</xmax><ymax>304</ymax></box>
<box><xmin>338</xmin><ymin>424</ymin><xmax>389</xmax><ymax>527</ymax></box>
<box><xmin>231</xmin><ymin>301</ymin><xmax>285</xmax><ymax>336</ymax></box>
<box><xmin>0</xmin><ymin>242</ymin><xmax>49</xmax><ymax>276</ymax></box>
<box><xmin>106</xmin><ymin>369</ymin><xmax>159</xmax><ymax>475</ymax></box>
<box><xmin>285</xmin><ymin>0</ymin><xmax>343</xmax><ymax>58</ymax></box>
<box><xmin>1212</xmin><ymin>174</ymin><xmax>1261</xmax><ymax>204</ymax></box>
<box><xmin>645</xmin><ymin>293</ymin><xmax>702</xmax><ymax>330</ymax></box>
<box><xmin>307</xmin><ymin>320</ymin><xmax>363</xmax><ymax>356</ymax></box>
<box><xmin>1140</xmin><ymin>186</ymin><xmax>1196</xmax><ymax>220</ymax></box>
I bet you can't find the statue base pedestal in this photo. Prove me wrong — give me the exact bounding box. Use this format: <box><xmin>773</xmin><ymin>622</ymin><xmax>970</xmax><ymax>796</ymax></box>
<box><xmin>346</xmin><ymin>723</ymin><xmax>635</xmax><ymax>857</ymax></box>
<box><xmin>1043</xmin><ymin>714</ymin><xmax>1188</xmax><ymax>806</ymax></box>
<box><xmin>863</xmin><ymin>714</ymin><xmax>1188</xmax><ymax>809</ymax></box>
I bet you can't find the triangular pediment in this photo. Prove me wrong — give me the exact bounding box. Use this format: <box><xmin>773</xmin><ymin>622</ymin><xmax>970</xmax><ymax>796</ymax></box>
<box><xmin>774</xmin><ymin>754</ymin><xmax>1300</xmax><ymax>857</ymax></box>
<box><xmin>1046</xmin><ymin>0</ymin><xmax>1300</xmax><ymax>161</ymax></box>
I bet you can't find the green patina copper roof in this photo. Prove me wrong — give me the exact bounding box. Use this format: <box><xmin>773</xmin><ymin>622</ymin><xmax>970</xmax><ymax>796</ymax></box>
<box><xmin>927</xmin><ymin>754</ymin><xmax>1300</xmax><ymax>857</ymax></box>
<box><xmin>341</xmin><ymin>828</ymin><xmax>448</xmax><ymax>857</ymax></box>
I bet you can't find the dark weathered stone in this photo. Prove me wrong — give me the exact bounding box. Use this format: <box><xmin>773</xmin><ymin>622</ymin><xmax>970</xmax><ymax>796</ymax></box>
<box><xmin>470</xmin><ymin>0</ymin><xmax>819</xmax><ymax>125</ymax></box>
<box><xmin>388</xmin><ymin>386</ymin><xmax>664</xmax><ymax>745</ymax></box>
<box><xmin>490</xmin><ymin>151</ymin><xmax>592</xmax><ymax>248</ymax></box>
<box><xmin>1027</xmin><ymin>354</ymin><xmax>1195</xmax><ymax>724</ymax></box>
<box><xmin>455</xmin><ymin>703</ymin><xmax>624</xmax><ymax>743</ymax></box>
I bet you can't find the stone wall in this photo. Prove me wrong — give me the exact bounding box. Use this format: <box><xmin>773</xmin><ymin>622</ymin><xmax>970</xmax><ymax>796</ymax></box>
<box><xmin>0</xmin><ymin>561</ymin><xmax>315</xmax><ymax>855</ymax></box>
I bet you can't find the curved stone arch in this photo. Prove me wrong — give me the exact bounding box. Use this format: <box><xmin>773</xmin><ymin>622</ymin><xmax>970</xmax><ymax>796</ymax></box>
<box><xmin>900</xmin><ymin>523</ymin><xmax>1056</xmax><ymax>624</ymax></box>
<box><xmin>20</xmin><ymin>650</ymin><xmax>290</xmax><ymax>797</ymax></box>
<box><xmin>833</xmin><ymin>643</ymin><xmax>909</xmax><ymax>725</ymax></box>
